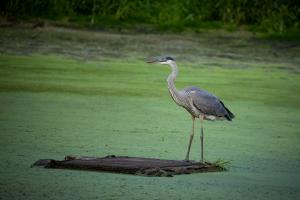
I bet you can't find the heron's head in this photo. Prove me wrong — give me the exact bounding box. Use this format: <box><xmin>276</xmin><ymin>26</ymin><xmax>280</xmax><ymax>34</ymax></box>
<box><xmin>146</xmin><ymin>56</ymin><xmax>175</xmax><ymax>65</ymax></box>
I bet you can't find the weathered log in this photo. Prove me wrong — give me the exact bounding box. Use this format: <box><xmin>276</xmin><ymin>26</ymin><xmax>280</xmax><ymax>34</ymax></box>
<box><xmin>32</xmin><ymin>155</ymin><xmax>225</xmax><ymax>177</ymax></box>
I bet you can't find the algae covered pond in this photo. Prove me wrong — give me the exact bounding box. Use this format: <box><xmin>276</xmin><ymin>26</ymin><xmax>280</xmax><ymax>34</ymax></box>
<box><xmin>0</xmin><ymin>26</ymin><xmax>300</xmax><ymax>199</ymax></box>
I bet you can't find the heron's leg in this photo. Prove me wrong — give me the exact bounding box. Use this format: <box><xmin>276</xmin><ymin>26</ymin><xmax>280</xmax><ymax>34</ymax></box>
<box><xmin>184</xmin><ymin>116</ymin><xmax>195</xmax><ymax>161</ymax></box>
<box><xmin>200</xmin><ymin>115</ymin><xmax>205</xmax><ymax>164</ymax></box>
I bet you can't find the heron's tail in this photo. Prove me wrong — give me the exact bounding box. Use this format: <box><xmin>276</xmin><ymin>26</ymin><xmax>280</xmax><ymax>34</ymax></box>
<box><xmin>224</xmin><ymin>109</ymin><xmax>235</xmax><ymax>121</ymax></box>
<box><xmin>220</xmin><ymin>101</ymin><xmax>235</xmax><ymax>121</ymax></box>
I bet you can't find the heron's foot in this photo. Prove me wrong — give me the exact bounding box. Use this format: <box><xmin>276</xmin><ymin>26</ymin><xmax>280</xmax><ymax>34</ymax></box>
<box><xmin>183</xmin><ymin>157</ymin><xmax>191</xmax><ymax>162</ymax></box>
<box><xmin>200</xmin><ymin>160</ymin><xmax>206</xmax><ymax>165</ymax></box>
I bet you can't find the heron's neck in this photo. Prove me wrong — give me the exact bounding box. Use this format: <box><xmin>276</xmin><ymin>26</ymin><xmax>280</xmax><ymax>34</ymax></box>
<box><xmin>167</xmin><ymin>62</ymin><xmax>182</xmax><ymax>105</ymax></box>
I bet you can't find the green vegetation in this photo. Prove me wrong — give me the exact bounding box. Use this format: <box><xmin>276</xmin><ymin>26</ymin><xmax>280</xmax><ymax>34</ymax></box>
<box><xmin>2</xmin><ymin>0</ymin><xmax>300</xmax><ymax>38</ymax></box>
<box><xmin>0</xmin><ymin>53</ymin><xmax>300</xmax><ymax>199</ymax></box>
<box><xmin>0</xmin><ymin>54</ymin><xmax>299</xmax><ymax>106</ymax></box>
<box><xmin>0</xmin><ymin>23</ymin><xmax>299</xmax><ymax>199</ymax></box>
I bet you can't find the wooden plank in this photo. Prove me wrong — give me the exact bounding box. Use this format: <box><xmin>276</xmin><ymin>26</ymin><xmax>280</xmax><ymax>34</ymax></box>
<box><xmin>32</xmin><ymin>155</ymin><xmax>225</xmax><ymax>177</ymax></box>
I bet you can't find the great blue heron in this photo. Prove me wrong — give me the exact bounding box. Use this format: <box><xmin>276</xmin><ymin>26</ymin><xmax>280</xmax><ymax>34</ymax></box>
<box><xmin>147</xmin><ymin>56</ymin><xmax>234</xmax><ymax>163</ymax></box>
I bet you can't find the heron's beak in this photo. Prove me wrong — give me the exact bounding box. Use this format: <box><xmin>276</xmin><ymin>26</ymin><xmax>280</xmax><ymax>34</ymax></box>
<box><xmin>146</xmin><ymin>56</ymin><xmax>165</xmax><ymax>64</ymax></box>
<box><xmin>146</xmin><ymin>57</ymin><xmax>158</xmax><ymax>64</ymax></box>
<box><xmin>146</xmin><ymin>60</ymin><xmax>156</xmax><ymax>63</ymax></box>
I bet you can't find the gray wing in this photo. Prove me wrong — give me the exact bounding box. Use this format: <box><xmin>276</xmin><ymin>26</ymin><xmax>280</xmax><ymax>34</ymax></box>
<box><xmin>184</xmin><ymin>86</ymin><xmax>234</xmax><ymax>120</ymax></box>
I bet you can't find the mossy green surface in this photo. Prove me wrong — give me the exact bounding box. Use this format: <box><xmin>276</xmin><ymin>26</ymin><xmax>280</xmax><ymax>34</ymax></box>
<box><xmin>0</xmin><ymin>55</ymin><xmax>300</xmax><ymax>199</ymax></box>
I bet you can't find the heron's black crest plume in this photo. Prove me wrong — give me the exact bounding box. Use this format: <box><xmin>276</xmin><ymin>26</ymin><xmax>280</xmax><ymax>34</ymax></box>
<box><xmin>166</xmin><ymin>56</ymin><xmax>174</xmax><ymax>61</ymax></box>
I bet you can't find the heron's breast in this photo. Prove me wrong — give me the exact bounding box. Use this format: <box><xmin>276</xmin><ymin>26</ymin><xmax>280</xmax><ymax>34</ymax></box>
<box><xmin>168</xmin><ymin>89</ymin><xmax>184</xmax><ymax>107</ymax></box>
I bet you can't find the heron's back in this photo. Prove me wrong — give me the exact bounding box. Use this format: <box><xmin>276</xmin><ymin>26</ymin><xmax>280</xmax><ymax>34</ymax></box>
<box><xmin>182</xmin><ymin>86</ymin><xmax>234</xmax><ymax>121</ymax></box>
